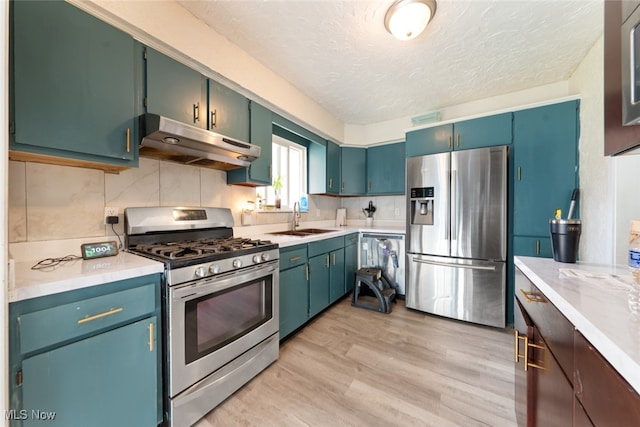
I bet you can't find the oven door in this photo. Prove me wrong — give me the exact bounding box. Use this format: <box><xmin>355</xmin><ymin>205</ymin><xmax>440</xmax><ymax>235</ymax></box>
<box><xmin>168</xmin><ymin>260</ymin><xmax>279</xmax><ymax>397</ymax></box>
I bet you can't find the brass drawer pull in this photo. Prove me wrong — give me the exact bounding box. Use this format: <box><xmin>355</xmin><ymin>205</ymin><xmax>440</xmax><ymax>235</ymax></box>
<box><xmin>514</xmin><ymin>329</ymin><xmax>546</xmax><ymax>371</ymax></box>
<box><xmin>78</xmin><ymin>307</ymin><xmax>123</xmax><ymax>324</ymax></box>
<box><xmin>519</xmin><ymin>289</ymin><xmax>547</xmax><ymax>304</ymax></box>
<box><xmin>125</xmin><ymin>127</ymin><xmax>131</xmax><ymax>153</ymax></box>
<box><xmin>148</xmin><ymin>322</ymin><xmax>154</xmax><ymax>352</ymax></box>
<box><xmin>289</xmin><ymin>256</ymin><xmax>301</xmax><ymax>262</ymax></box>
<box><xmin>305</xmin><ymin>265</ymin><xmax>309</xmax><ymax>281</ymax></box>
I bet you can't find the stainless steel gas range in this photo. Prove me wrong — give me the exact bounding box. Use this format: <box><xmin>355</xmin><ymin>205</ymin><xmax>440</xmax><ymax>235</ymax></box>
<box><xmin>124</xmin><ymin>207</ymin><xmax>279</xmax><ymax>427</ymax></box>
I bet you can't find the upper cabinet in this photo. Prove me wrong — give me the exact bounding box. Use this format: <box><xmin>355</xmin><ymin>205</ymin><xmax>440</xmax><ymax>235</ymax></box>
<box><xmin>144</xmin><ymin>47</ymin><xmax>206</xmax><ymax>128</ymax></box>
<box><xmin>227</xmin><ymin>101</ymin><xmax>273</xmax><ymax>186</ymax></box>
<box><xmin>366</xmin><ymin>142</ymin><xmax>406</xmax><ymax>195</ymax></box>
<box><xmin>604</xmin><ymin>0</ymin><xmax>640</xmax><ymax>155</ymax></box>
<box><xmin>405</xmin><ymin>113</ymin><xmax>512</xmax><ymax>157</ymax></box>
<box><xmin>207</xmin><ymin>79</ymin><xmax>250</xmax><ymax>141</ymax></box>
<box><xmin>10</xmin><ymin>0</ymin><xmax>139</xmax><ymax>173</ymax></box>
<box><xmin>326</xmin><ymin>141</ymin><xmax>342</xmax><ymax>195</ymax></box>
<box><xmin>340</xmin><ymin>147</ymin><xmax>366</xmax><ymax>195</ymax></box>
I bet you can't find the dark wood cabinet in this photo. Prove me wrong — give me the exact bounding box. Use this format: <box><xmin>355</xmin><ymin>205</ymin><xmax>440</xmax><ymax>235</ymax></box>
<box><xmin>604</xmin><ymin>0</ymin><xmax>640</xmax><ymax>155</ymax></box>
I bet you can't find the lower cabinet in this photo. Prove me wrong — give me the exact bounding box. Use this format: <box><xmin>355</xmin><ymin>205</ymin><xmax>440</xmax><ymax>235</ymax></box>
<box><xmin>515</xmin><ymin>267</ymin><xmax>640</xmax><ymax>427</ymax></box>
<box><xmin>9</xmin><ymin>274</ymin><xmax>162</xmax><ymax>427</ymax></box>
<box><xmin>344</xmin><ymin>233</ymin><xmax>359</xmax><ymax>294</ymax></box>
<box><xmin>278</xmin><ymin>245</ymin><xmax>309</xmax><ymax>339</ymax></box>
<box><xmin>309</xmin><ymin>253</ymin><xmax>331</xmax><ymax>317</ymax></box>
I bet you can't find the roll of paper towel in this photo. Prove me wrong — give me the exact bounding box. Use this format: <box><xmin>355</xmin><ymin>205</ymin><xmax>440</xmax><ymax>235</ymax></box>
<box><xmin>336</xmin><ymin>209</ymin><xmax>347</xmax><ymax>226</ymax></box>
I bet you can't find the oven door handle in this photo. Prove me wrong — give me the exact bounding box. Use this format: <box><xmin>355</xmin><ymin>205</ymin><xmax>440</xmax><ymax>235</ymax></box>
<box><xmin>172</xmin><ymin>262</ymin><xmax>278</xmax><ymax>300</ymax></box>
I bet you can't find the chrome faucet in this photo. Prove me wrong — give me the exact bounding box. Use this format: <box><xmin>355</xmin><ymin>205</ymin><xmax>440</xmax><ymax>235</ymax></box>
<box><xmin>291</xmin><ymin>201</ymin><xmax>301</xmax><ymax>230</ymax></box>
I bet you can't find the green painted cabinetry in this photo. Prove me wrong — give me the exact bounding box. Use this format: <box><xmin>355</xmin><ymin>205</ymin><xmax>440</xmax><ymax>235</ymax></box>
<box><xmin>10</xmin><ymin>0</ymin><xmax>138</xmax><ymax>172</ymax></box>
<box><xmin>513</xmin><ymin>100</ymin><xmax>579</xmax><ymax>257</ymax></box>
<box><xmin>405</xmin><ymin>113</ymin><xmax>512</xmax><ymax>157</ymax></box>
<box><xmin>308</xmin><ymin>253</ymin><xmax>330</xmax><ymax>317</ymax></box>
<box><xmin>308</xmin><ymin>237</ymin><xmax>346</xmax><ymax>317</ymax></box>
<box><xmin>329</xmin><ymin>248</ymin><xmax>346</xmax><ymax>303</ymax></box>
<box><xmin>278</xmin><ymin>245</ymin><xmax>309</xmax><ymax>340</ymax></box>
<box><xmin>366</xmin><ymin>142</ymin><xmax>406</xmax><ymax>194</ymax></box>
<box><xmin>326</xmin><ymin>141</ymin><xmax>342</xmax><ymax>195</ymax></box>
<box><xmin>207</xmin><ymin>79</ymin><xmax>250</xmax><ymax>141</ymax></box>
<box><xmin>340</xmin><ymin>147</ymin><xmax>366</xmax><ymax>195</ymax></box>
<box><xmin>344</xmin><ymin>233</ymin><xmax>359</xmax><ymax>294</ymax></box>
<box><xmin>227</xmin><ymin>101</ymin><xmax>273</xmax><ymax>186</ymax></box>
<box><xmin>9</xmin><ymin>274</ymin><xmax>162</xmax><ymax>427</ymax></box>
<box><xmin>145</xmin><ymin>47</ymin><xmax>206</xmax><ymax>128</ymax></box>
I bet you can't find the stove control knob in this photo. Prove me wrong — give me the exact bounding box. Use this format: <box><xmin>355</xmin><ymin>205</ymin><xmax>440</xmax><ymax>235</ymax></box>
<box><xmin>233</xmin><ymin>259</ymin><xmax>243</xmax><ymax>268</ymax></box>
<box><xmin>209</xmin><ymin>264</ymin><xmax>220</xmax><ymax>274</ymax></box>
<box><xmin>261</xmin><ymin>253</ymin><xmax>270</xmax><ymax>261</ymax></box>
<box><xmin>195</xmin><ymin>267</ymin><xmax>207</xmax><ymax>278</ymax></box>
<box><xmin>252</xmin><ymin>255</ymin><xmax>262</xmax><ymax>264</ymax></box>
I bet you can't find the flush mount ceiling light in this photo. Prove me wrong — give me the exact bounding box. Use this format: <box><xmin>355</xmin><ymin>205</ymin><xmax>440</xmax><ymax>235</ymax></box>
<box><xmin>384</xmin><ymin>0</ymin><xmax>437</xmax><ymax>41</ymax></box>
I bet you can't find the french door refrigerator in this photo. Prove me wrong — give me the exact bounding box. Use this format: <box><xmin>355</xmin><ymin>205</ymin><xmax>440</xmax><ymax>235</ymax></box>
<box><xmin>406</xmin><ymin>145</ymin><xmax>508</xmax><ymax>328</ymax></box>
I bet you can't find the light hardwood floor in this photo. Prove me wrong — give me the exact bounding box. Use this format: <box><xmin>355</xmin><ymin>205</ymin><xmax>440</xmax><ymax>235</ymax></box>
<box><xmin>195</xmin><ymin>298</ymin><xmax>517</xmax><ymax>427</ymax></box>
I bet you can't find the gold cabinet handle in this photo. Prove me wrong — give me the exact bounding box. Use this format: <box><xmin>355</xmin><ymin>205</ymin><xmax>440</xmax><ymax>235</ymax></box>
<box><xmin>456</xmin><ymin>134</ymin><xmax>460</xmax><ymax>147</ymax></box>
<box><xmin>517</xmin><ymin>166</ymin><xmax>522</xmax><ymax>181</ymax></box>
<box><xmin>448</xmin><ymin>136</ymin><xmax>452</xmax><ymax>148</ymax></box>
<box><xmin>342</xmin><ymin>182</ymin><xmax>345</xmax><ymax>191</ymax></box>
<box><xmin>514</xmin><ymin>330</ymin><xmax>546</xmax><ymax>371</ymax></box>
<box><xmin>519</xmin><ymin>289</ymin><xmax>547</xmax><ymax>304</ymax></box>
<box><xmin>332</xmin><ymin>252</ymin><xmax>336</xmax><ymax>265</ymax></box>
<box><xmin>193</xmin><ymin>102</ymin><xmax>200</xmax><ymax>123</ymax></box>
<box><xmin>78</xmin><ymin>307</ymin><xmax>123</xmax><ymax>324</ymax></box>
<box><xmin>329</xmin><ymin>178</ymin><xmax>333</xmax><ymax>189</ymax></box>
<box><xmin>368</xmin><ymin>181</ymin><xmax>372</xmax><ymax>191</ymax></box>
<box><xmin>148</xmin><ymin>322</ymin><xmax>154</xmax><ymax>352</ymax></box>
<box><xmin>305</xmin><ymin>264</ymin><xmax>309</xmax><ymax>281</ymax></box>
<box><xmin>210</xmin><ymin>108</ymin><xmax>216</xmax><ymax>128</ymax></box>
<box><xmin>125</xmin><ymin>128</ymin><xmax>131</xmax><ymax>153</ymax></box>
<box><xmin>326</xmin><ymin>254</ymin><xmax>330</xmax><ymax>268</ymax></box>
<box><xmin>536</xmin><ymin>239</ymin><xmax>540</xmax><ymax>255</ymax></box>
<box><xmin>289</xmin><ymin>256</ymin><xmax>301</xmax><ymax>262</ymax></box>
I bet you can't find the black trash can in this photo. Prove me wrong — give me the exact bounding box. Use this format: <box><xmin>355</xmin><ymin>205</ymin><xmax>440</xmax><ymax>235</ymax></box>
<box><xmin>550</xmin><ymin>219</ymin><xmax>581</xmax><ymax>263</ymax></box>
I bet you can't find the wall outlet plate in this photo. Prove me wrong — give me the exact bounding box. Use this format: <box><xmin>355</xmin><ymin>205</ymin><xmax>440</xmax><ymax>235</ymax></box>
<box><xmin>104</xmin><ymin>207</ymin><xmax>118</xmax><ymax>225</ymax></box>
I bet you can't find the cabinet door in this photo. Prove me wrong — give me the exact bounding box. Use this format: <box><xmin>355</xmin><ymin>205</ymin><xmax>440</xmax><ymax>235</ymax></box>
<box><xmin>513</xmin><ymin>236</ymin><xmax>553</xmax><ymax>258</ymax></box>
<box><xmin>405</xmin><ymin>124</ymin><xmax>453</xmax><ymax>157</ymax></box>
<box><xmin>145</xmin><ymin>47</ymin><xmax>206</xmax><ymax>127</ymax></box>
<box><xmin>207</xmin><ymin>79</ymin><xmax>250</xmax><ymax>141</ymax></box>
<box><xmin>340</xmin><ymin>147</ymin><xmax>366</xmax><ymax>195</ymax></box>
<box><xmin>453</xmin><ymin>113</ymin><xmax>512</xmax><ymax>150</ymax></box>
<box><xmin>227</xmin><ymin>101</ymin><xmax>273</xmax><ymax>185</ymax></box>
<box><xmin>326</xmin><ymin>141</ymin><xmax>341</xmax><ymax>194</ymax></box>
<box><xmin>279</xmin><ymin>265</ymin><xmax>309</xmax><ymax>339</ymax></box>
<box><xmin>513</xmin><ymin>101</ymin><xmax>578</xmax><ymax>237</ymax></box>
<box><xmin>366</xmin><ymin>142</ymin><xmax>406</xmax><ymax>194</ymax></box>
<box><xmin>12</xmin><ymin>0</ymin><xmax>136</xmax><ymax>166</ymax></box>
<box><xmin>21</xmin><ymin>317</ymin><xmax>158</xmax><ymax>427</ymax></box>
<box><xmin>344</xmin><ymin>236</ymin><xmax>359</xmax><ymax>294</ymax></box>
<box><xmin>514</xmin><ymin>298</ymin><xmax>534</xmax><ymax>427</ymax></box>
<box><xmin>309</xmin><ymin>254</ymin><xmax>330</xmax><ymax>317</ymax></box>
<box><xmin>329</xmin><ymin>248</ymin><xmax>345</xmax><ymax>303</ymax></box>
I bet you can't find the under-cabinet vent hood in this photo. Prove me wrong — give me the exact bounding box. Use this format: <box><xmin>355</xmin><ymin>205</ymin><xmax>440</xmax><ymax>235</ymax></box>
<box><xmin>139</xmin><ymin>113</ymin><xmax>260</xmax><ymax>171</ymax></box>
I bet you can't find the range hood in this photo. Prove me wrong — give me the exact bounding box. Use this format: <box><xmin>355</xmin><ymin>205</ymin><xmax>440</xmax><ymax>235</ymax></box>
<box><xmin>139</xmin><ymin>113</ymin><xmax>260</xmax><ymax>171</ymax></box>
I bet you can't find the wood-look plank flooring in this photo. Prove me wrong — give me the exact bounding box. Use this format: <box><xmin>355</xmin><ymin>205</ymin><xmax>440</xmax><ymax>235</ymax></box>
<box><xmin>195</xmin><ymin>298</ymin><xmax>517</xmax><ymax>427</ymax></box>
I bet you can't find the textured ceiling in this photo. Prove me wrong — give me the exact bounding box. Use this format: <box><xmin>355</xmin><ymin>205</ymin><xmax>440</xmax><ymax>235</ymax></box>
<box><xmin>178</xmin><ymin>0</ymin><xmax>603</xmax><ymax>126</ymax></box>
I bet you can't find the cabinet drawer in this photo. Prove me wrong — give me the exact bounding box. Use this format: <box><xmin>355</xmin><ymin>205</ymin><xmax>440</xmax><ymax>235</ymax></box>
<box><xmin>344</xmin><ymin>233</ymin><xmax>359</xmax><ymax>247</ymax></box>
<box><xmin>19</xmin><ymin>283</ymin><xmax>156</xmax><ymax>354</ymax></box>
<box><xmin>308</xmin><ymin>236</ymin><xmax>344</xmax><ymax>257</ymax></box>
<box><xmin>515</xmin><ymin>268</ymin><xmax>574</xmax><ymax>383</ymax></box>
<box><xmin>279</xmin><ymin>245</ymin><xmax>308</xmax><ymax>270</ymax></box>
<box><xmin>574</xmin><ymin>331</ymin><xmax>640</xmax><ymax>427</ymax></box>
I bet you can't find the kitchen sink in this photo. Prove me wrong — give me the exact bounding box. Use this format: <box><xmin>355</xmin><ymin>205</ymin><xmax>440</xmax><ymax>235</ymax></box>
<box><xmin>267</xmin><ymin>228</ymin><xmax>335</xmax><ymax>236</ymax></box>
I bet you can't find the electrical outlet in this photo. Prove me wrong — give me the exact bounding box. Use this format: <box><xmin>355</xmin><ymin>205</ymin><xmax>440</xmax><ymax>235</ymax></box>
<box><xmin>395</xmin><ymin>207</ymin><xmax>401</xmax><ymax>217</ymax></box>
<box><xmin>104</xmin><ymin>207</ymin><xmax>118</xmax><ymax>224</ymax></box>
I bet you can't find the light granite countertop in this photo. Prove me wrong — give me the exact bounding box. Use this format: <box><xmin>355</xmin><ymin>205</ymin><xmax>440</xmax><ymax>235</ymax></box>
<box><xmin>514</xmin><ymin>256</ymin><xmax>640</xmax><ymax>394</ymax></box>
<box><xmin>9</xmin><ymin>252</ymin><xmax>164</xmax><ymax>303</ymax></box>
<box><xmin>258</xmin><ymin>224</ymin><xmax>405</xmax><ymax>248</ymax></box>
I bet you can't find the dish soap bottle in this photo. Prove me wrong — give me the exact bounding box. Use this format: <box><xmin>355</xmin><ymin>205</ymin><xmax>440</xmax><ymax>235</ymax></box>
<box><xmin>628</xmin><ymin>220</ymin><xmax>640</xmax><ymax>314</ymax></box>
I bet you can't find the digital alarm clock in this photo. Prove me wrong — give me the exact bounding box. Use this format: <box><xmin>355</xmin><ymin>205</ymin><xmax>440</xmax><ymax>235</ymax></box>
<box><xmin>81</xmin><ymin>241</ymin><xmax>119</xmax><ymax>260</ymax></box>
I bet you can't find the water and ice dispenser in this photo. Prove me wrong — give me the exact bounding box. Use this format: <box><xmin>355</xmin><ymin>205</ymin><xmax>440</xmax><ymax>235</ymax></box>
<box><xmin>410</xmin><ymin>187</ymin><xmax>434</xmax><ymax>226</ymax></box>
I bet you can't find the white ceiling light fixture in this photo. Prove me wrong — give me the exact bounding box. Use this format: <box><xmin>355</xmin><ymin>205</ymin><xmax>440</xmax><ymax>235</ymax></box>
<box><xmin>384</xmin><ymin>0</ymin><xmax>437</xmax><ymax>41</ymax></box>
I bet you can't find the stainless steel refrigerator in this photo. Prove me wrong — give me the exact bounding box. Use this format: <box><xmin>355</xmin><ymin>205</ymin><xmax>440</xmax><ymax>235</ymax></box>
<box><xmin>405</xmin><ymin>145</ymin><xmax>508</xmax><ymax>328</ymax></box>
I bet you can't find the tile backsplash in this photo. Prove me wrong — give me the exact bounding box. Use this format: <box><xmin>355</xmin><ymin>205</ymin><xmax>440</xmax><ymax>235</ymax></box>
<box><xmin>9</xmin><ymin>159</ymin><xmax>406</xmax><ymax>245</ymax></box>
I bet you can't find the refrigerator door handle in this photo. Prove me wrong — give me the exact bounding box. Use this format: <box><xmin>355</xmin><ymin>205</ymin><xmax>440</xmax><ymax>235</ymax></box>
<box><xmin>411</xmin><ymin>257</ymin><xmax>497</xmax><ymax>271</ymax></box>
<box><xmin>451</xmin><ymin>169</ymin><xmax>457</xmax><ymax>241</ymax></box>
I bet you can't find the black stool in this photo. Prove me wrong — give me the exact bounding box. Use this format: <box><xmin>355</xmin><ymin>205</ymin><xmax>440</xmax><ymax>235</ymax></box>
<box><xmin>352</xmin><ymin>267</ymin><xmax>396</xmax><ymax>314</ymax></box>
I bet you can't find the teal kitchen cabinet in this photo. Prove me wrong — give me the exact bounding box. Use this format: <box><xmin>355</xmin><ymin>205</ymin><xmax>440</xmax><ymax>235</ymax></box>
<box><xmin>344</xmin><ymin>233</ymin><xmax>359</xmax><ymax>294</ymax></box>
<box><xmin>513</xmin><ymin>100</ymin><xmax>579</xmax><ymax>257</ymax></box>
<box><xmin>340</xmin><ymin>147</ymin><xmax>366</xmax><ymax>195</ymax></box>
<box><xmin>207</xmin><ymin>79</ymin><xmax>250</xmax><ymax>141</ymax></box>
<box><xmin>278</xmin><ymin>245</ymin><xmax>309</xmax><ymax>339</ymax></box>
<box><xmin>145</xmin><ymin>47</ymin><xmax>206</xmax><ymax>128</ymax></box>
<box><xmin>366</xmin><ymin>142</ymin><xmax>406</xmax><ymax>194</ymax></box>
<box><xmin>326</xmin><ymin>141</ymin><xmax>342</xmax><ymax>195</ymax></box>
<box><xmin>405</xmin><ymin>113</ymin><xmax>512</xmax><ymax>157</ymax></box>
<box><xmin>227</xmin><ymin>101</ymin><xmax>273</xmax><ymax>186</ymax></box>
<box><xmin>9</xmin><ymin>275</ymin><xmax>162</xmax><ymax>427</ymax></box>
<box><xmin>308</xmin><ymin>237</ymin><xmax>345</xmax><ymax>316</ymax></box>
<box><xmin>406</xmin><ymin>124</ymin><xmax>453</xmax><ymax>157</ymax></box>
<box><xmin>10</xmin><ymin>0</ymin><xmax>138</xmax><ymax>172</ymax></box>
